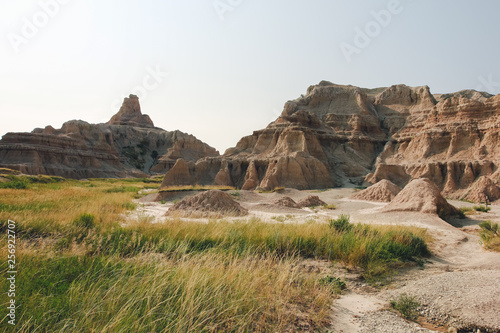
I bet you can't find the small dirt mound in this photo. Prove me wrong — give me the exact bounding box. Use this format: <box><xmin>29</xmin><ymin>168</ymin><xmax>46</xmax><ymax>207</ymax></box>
<box><xmin>273</xmin><ymin>196</ymin><xmax>299</xmax><ymax>208</ymax></box>
<box><xmin>297</xmin><ymin>195</ymin><xmax>326</xmax><ymax>208</ymax></box>
<box><xmin>351</xmin><ymin>180</ymin><xmax>401</xmax><ymax>202</ymax></box>
<box><xmin>166</xmin><ymin>190</ymin><xmax>248</xmax><ymax>217</ymax></box>
<box><xmin>462</xmin><ymin>176</ymin><xmax>500</xmax><ymax>204</ymax></box>
<box><xmin>381</xmin><ymin>178</ymin><xmax>459</xmax><ymax>218</ymax></box>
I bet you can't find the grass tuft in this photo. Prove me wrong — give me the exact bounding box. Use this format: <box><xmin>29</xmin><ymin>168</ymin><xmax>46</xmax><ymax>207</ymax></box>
<box><xmin>390</xmin><ymin>293</ymin><xmax>420</xmax><ymax>321</ymax></box>
<box><xmin>479</xmin><ymin>220</ymin><xmax>500</xmax><ymax>251</ymax></box>
<box><xmin>72</xmin><ymin>213</ymin><xmax>96</xmax><ymax>229</ymax></box>
<box><xmin>473</xmin><ymin>205</ymin><xmax>491</xmax><ymax>213</ymax></box>
<box><xmin>319</xmin><ymin>276</ymin><xmax>346</xmax><ymax>292</ymax></box>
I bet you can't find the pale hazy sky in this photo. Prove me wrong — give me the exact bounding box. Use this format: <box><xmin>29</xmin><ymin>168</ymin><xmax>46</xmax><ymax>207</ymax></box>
<box><xmin>1</xmin><ymin>0</ymin><xmax>499</xmax><ymax>153</ymax></box>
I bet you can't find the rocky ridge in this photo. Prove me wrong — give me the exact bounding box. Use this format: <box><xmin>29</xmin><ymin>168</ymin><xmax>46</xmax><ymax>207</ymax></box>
<box><xmin>161</xmin><ymin>81</ymin><xmax>500</xmax><ymax>202</ymax></box>
<box><xmin>0</xmin><ymin>95</ymin><xmax>218</xmax><ymax>179</ymax></box>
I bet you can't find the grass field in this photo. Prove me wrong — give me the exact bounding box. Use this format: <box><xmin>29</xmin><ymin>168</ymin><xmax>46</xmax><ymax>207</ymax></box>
<box><xmin>0</xmin><ymin>174</ymin><xmax>431</xmax><ymax>332</ymax></box>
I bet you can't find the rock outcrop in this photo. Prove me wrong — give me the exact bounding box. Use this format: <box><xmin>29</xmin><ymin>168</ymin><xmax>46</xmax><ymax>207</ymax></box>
<box><xmin>166</xmin><ymin>190</ymin><xmax>248</xmax><ymax>217</ymax></box>
<box><xmin>460</xmin><ymin>176</ymin><xmax>500</xmax><ymax>204</ymax></box>
<box><xmin>273</xmin><ymin>196</ymin><xmax>299</xmax><ymax>208</ymax></box>
<box><xmin>381</xmin><ymin>178</ymin><xmax>460</xmax><ymax>218</ymax></box>
<box><xmin>296</xmin><ymin>195</ymin><xmax>326</xmax><ymax>208</ymax></box>
<box><xmin>160</xmin><ymin>81</ymin><xmax>500</xmax><ymax>202</ymax></box>
<box><xmin>0</xmin><ymin>95</ymin><xmax>218</xmax><ymax>179</ymax></box>
<box><xmin>107</xmin><ymin>94</ymin><xmax>154</xmax><ymax>128</ymax></box>
<box><xmin>351</xmin><ymin>180</ymin><xmax>401</xmax><ymax>202</ymax></box>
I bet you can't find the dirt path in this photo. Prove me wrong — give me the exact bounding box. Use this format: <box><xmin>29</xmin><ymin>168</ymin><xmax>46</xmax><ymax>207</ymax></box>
<box><xmin>327</xmin><ymin>196</ymin><xmax>500</xmax><ymax>333</ymax></box>
<box><xmin>330</xmin><ymin>293</ymin><xmax>383</xmax><ymax>332</ymax></box>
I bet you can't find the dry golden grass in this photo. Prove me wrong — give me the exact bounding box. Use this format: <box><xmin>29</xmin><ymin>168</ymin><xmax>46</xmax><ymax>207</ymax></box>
<box><xmin>0</xmin><ymin>180</ymin><xmax>149</xmax><ymax>234</ymax></box>
<box><xmin>6</xmin><ymin>252</ymin><xmax>334</xmax><ymax>333</ymax></box>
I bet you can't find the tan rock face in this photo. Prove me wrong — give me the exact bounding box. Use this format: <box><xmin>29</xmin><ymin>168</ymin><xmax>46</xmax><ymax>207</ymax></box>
<box><xmin>381</xmin><ymin>178</ymin><xmax>459</xmax><ymax>218</ymax></box>
<box><xmin>0</xmin><ymin>96</ymin><xmax>218</xmax><ymax>179</ymax></box>
<box><xmin>461</xmin><ymin>176</ymin><xmax>500</xmax><ymax>203</ymax></box>
<box><xmin>160</xmin><ymin>81</ymin><xmax>499</xmax><ymax>202</ymax></box>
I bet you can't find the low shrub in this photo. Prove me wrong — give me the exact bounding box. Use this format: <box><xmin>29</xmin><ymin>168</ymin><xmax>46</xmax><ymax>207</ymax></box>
<box><xmin>473</xmin><ymin>205</ymin><xmax>491</xmax><ymax>213</ymax></box>
<box><xmin>319</xmin><ymin>276</ymin><xmax>346</xmax><ymax>291</ymax></box>
<box><xmin>479</xmin><ymin>220</ymin><xmax>500</xmax><ymax>251</ymax></box>
<box><xmin>390</xmin><ymin>293</ymin><xmax>420</xmax><ymax>321</ymax></box>
<box><xmin>459</xmin><ymin>207</ymin><xmax>474</xmax><ymax>218</ymax></box>
<box><xmin>329</xmin><ymin>215</ymin><xmax>352</xmax><ymax>233</ymax></box>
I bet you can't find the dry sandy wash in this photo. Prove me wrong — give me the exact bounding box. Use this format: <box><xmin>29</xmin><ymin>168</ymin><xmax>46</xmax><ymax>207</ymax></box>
<box><xmin>130</xmin><ymin>187</ymin><xmax>500</xmax><ymax>333</ymax></box>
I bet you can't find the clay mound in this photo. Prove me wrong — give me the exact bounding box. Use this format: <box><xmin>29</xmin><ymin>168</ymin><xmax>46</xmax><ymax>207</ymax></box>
<box><xmin>462</xmin><ymin>176</ymin><xmax>500</xmax><ymax>204</ymax></box>
<box><xmin>297</xmin><ymin>195</ymin><xmax>326</xmax><ymax>208</ymax></box>
<box><xmin>166</xmin><ymin>190</ymin><xmax>248</xmax><ymax>217</ymax></box>
<box><xmin>381</xmin><ymin>178</ymin><xmax>459</xmax><ymax>218</ymax></box>
<box><xmin>351</xmin><ymin>180</ymin><xmax>401</xmax><ymax>202</ymax></box>
<box><xmin>273</xmin><ymin>196</ymin><xmax>299</xmax><ymax>208</ymax></box>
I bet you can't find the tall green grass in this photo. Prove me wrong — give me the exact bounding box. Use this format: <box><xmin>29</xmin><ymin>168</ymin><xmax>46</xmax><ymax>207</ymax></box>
<box><xmin>85</xmin><ymin>218</ymin><xmax>430</xmax><ymax>280</ymax></box>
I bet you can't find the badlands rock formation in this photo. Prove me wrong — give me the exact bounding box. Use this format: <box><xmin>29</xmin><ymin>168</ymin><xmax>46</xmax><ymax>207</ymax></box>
<box><xmin>161</xmin><ymin>81</ymin><xmax>500</xmax><ymax>201</ymax></box>
<box><xmin>351</xmin><ymin>179</ymin><xmax>401</xmax><ymax>202</ymax></box>
<box><xmin>0</xmin><ymin>95</ymin><xmax>218</xmax><ymax>178</ymax></box>
<box><xmin>381</xmin><ymin>178</ymin><xmax>459</xmax><ymax>218</ymax></box>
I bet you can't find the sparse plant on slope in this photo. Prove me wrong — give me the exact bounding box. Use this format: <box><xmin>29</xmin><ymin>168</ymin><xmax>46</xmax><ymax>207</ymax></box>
<box><xmin>474</xmin><ymin>205</ymin><xmax>491</xmax><ymax>213</ymax></box>
<box><xmin>319</xmin><ymin>275</ymin><xmax>346</xmax><ymax>292</ymax></box>
<box><xmin>390</xmin><ymin>293</ymin><xmax>420</xmax><ymax>321</ymax></box>
<box><xmin>479</xmin><ymin>220</ymin><xmax>500</xmax><ymax>251</ymax></box>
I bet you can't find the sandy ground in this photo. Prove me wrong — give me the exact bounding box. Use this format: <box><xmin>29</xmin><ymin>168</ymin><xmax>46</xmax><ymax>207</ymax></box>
<box><xmin>130</xmin><ymin>188</ymin><xmax>500</xmax><ymax>333</ymax></box>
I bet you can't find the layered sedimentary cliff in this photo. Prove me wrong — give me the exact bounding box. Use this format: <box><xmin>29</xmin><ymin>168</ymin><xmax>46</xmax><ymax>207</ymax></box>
<box><xmin>161</xmin><ymin>81</ymin><xmax>500</xmax><ymax>201</ymax></box>
<box><xmin>0</xmin><ymin>95</ymin><xmax>218</xmax><ymax>179</ymax></box>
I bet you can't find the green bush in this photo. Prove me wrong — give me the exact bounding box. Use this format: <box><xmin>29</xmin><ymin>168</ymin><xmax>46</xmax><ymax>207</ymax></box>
<box><xmin>329</xmin><ymin>215</ymin><xmax>352</xmax><ymax>233</ymax></box>
<box><xmin>319</xmin><ymin>276</ymin><xmax>346</xmax><ymax>291</ymax></box>
<box><xmin>390</xmin><ymin>293</ymin><xmax>420</xmax><ymax>321</ymax></box>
